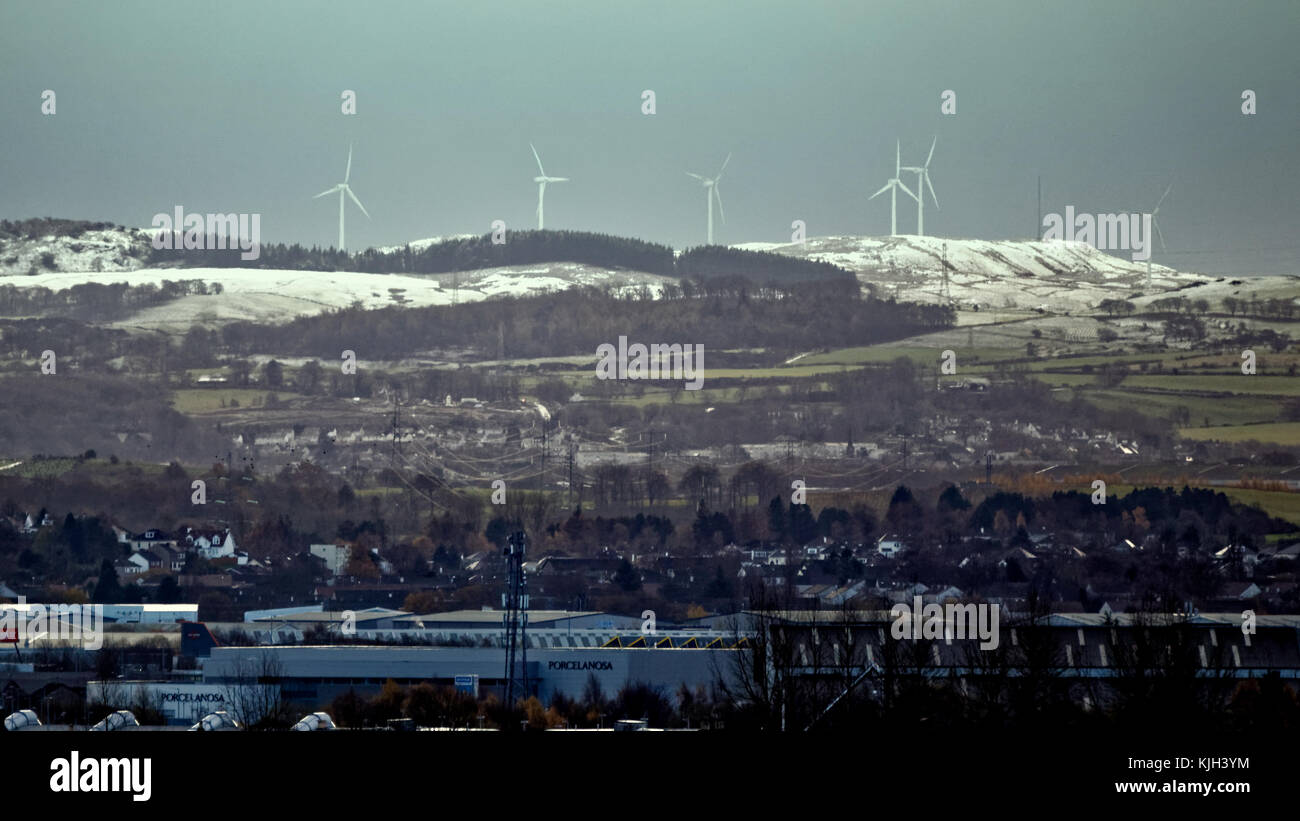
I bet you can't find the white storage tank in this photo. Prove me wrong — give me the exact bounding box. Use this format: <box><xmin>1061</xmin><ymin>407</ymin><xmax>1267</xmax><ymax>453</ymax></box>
<box><xmin>290</xmin><ymin>712</ymin><xmax>336</xmax><ymax>731</ymax></box>
<box><xmin>3</xmin><ymin>709</ymin><xmax>40</xmax><ymax>731</ymax></box>
<box><xmin>190</xmin><ymin>711</ymin><xmax>240</xmax><ymax>731</ymax></box>
<box><xmin>89</xmin><ymin>710</ymin><xmax>139</xmax><ymax>731</ymax></box>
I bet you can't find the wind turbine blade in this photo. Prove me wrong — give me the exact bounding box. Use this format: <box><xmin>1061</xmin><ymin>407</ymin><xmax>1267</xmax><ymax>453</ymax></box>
<box><xmin>346</xmin><ymin>187</ymin><xmax>370</xmax><ymax>219</ymax></box>
<box><xmin>714</xmin><ymin>185</ymin><xmax>725</xmax><ymax>224</ymax></box>
<box><xmin>551</xmin><ymin>177</ymin><xmax>569</xmax><ymax>183</ymax></box>
<box><xmin>718</xmin><ymin>152</ymin><xmax>731</xmax><ymax>177</ymax></box>
<box><xmin>1154</xmin><ymin>182</ymin><xmax>1172</xmax><ymax>212</ymax></box>
<box><xmin>314</xmin><ymin>185</ymin><xmax>341</xmax><ymax>199</ymax></box>
<box><xmin>687</xmin><ymin>172</ymin><xmax>705</xmax><ymax>181</ymax></box>
<box><xmin>531</xmin><ymin>143</ymin><xmax>545</xmax><ymax>176</ymax></box>
<box><xmin>345</xmin><ymin>143</ymin><xmax>353</xmax><ymax>184</ymax></box>
<box><xmin>925</xmin><ymin>136</ymin><xmax>936</xmax><ymax>167</ymax></box>
<box><xmin>869</xmin><ymin>182</ymin><xmax>891</xmax><ymax>200</ymax></box>
<box><xmin>896</xmin><ymin>179</ymin><xmax>917</xmax><ymax>201</ymax></box>
<box><xmin>895</xmin><ymin>141</ymin><xmax>900</xmax><ymax>175</ymax></box>
<box><xmin>926</xmin><ymin>173</ymin><xmax>939</xmax><ymax>208</ymax></box>
<box><xmin>1153</xmin><ymin>218</ymin><xmax>1166</xmax><ymax>251</ymax></box>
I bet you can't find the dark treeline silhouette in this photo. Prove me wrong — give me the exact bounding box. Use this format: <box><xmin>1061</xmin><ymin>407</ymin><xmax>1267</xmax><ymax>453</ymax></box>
<box><xmin>676</xmin><ymin>245</ymin><xmax>850</xmax><ymax>284</ymax></box>
<box><xmin>218</xmin><ymin>281</ymin><xmax>952</xmax><ymax>360</ymax></box>
<box><xmin>144</xmin><ymin>229</ymin><xmax>856</xmax><ymax>286</ymax></box>
<box><xmin>0</xmin><ymin>218</ymin><xmax>124</xmax><ymax>240</ymax></box>
<box><xmin>967</xmin><ymin>486</ymin><xmax>1291</xmax><ymax>545</ymax></box>
<box><xmin>149</xmin><ymin>230</ymin><xmax>674</xmax><ymax>275</ymax></box>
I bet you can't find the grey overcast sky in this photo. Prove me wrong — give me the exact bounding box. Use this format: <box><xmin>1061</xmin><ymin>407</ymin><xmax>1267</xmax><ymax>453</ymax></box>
<box><xmin>1</xmin><ymin>0</ymin><xmax>1297</xmax><ymax>273</ymax></box>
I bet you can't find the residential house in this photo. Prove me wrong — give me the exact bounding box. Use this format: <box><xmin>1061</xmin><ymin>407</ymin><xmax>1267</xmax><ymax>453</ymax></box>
<box><xmin>128</xmin><ymin>529</ymin><xmax>178</xmax><ymax>553</ymax></box>
<box><xmin>187</xmin><ymin>528</ymin><xmax>237</xmax><ymax>560</ymax></box>
<box><xmin>120</xmin><ymin>553</ymin><xmax>151</xmax><ymax>575</ymax></box>
<box><xmin>877</xmin><ymin>536</ymin><xmax>907</xmax><ymax>559</ymax></box>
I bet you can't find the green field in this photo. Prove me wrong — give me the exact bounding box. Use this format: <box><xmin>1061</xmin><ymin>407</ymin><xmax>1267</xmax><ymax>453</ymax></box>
<box><xmin>798</xmin><ymin>346</ymin><xmax>1018</xmax><ymax>367</ymax></box>
<box><xmin>1080</xmin><ymin>390</ymin><xmax>1283</xmax><ymax>427</ymax></box>
<box><xmin>0</xmin><ymin>458</ymin><xmax>174</xmax><ymax>480</ymax></box>
<box><xmin>1177</xmin><ymin>422</ymin><xmax>1300</xmax><ymax>445</ymax></box>
<box><xmin>550</xmin><ymin>363</ymin><xmax>857</xmax><ymax>383</ymax></box>
<box><xmin>171</xmin><ymin>389</ymin><xmax>303</xmax><ymax>413</ymax></box>
<box><xmin>1035</xmin><ymin>372</ymin><xmax>1300</xmax><ymax>396</ymax></box>
<box><xmin>1106</xmin><ymin>483</ymin><xmax>1300</xmax><ymax>526</ymax></box>
<box><xmin>0</xmin><ymin>458</ymin><xmax>80</xmax><ymax>478</ymax></box>
<box><xmin>1216</xmin><ymin>487</ymin><xmax>1300</xmax><ymax>526</ymax></box>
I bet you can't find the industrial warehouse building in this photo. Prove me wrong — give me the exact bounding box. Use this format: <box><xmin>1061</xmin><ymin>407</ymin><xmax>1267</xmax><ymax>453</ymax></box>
<box><xmin>0</xmin><ymin>602</ymin><xmax>197</xmax><ymax>625</ymax></box>
<box><xmin>21</xmin><ymin>608</ymin><xmax>1300</xmax><ymax>727</ymax></box>
<box><xmin>200</xmin><ymin>638</ymin><xmax>737</xmax><ymax>710</ymax></box>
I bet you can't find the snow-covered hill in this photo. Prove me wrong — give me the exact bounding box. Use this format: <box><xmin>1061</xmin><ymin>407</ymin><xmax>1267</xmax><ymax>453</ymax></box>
<box><xmin>735</xmin><ymin>235</ymin><xmax>1213</xmax><ymax>312</ymax></box>
<box><xmin>4</xmin><ymin>226</ymin><xmax>1290</xmax><ymax>327</ymax></box>
<box><xmin>0</xmin><ymin>227</ymin><xmax>152</xmax><ymax>275</ymax></box>
<box><xmin>0</xmin><ymin>228</ymin><xmax>674</xmax><ymax>331</ymax></box>
<box><xmin>9</xmin><ymin>263</ymin><xmax>672</xmax><ymax>332</ymax></box>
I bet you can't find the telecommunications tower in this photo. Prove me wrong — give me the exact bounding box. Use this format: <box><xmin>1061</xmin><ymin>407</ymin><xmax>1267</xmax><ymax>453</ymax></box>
<box><xmin>502</xmin><ymin>530</ymin><xmax>530</xmax><ymax>705</ymax></box>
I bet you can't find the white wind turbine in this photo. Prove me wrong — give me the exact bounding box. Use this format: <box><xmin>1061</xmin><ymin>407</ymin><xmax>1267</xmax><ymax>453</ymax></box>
<box><xmin>687</xmin><ymin>153</ymin><xmax>730</xmax><ymax>245</ymax></box>
<box><xmin>900</xmin><ymin>136</ymin><xmax>939</xmax><ymax>236</ymax></box>
<box><xmin>531</xmin><ymin>143</ymin><xmax>569</xmax><ymax>230</ymax></box>
<box><xmin>1146</xmin><ymin>183</ymin><xmax>1172</xmax><ymax>281</ymax></box>
<box><xmin>313</xmin><ymin>143</ymin><xmax>370</xmax><ymax>252</ymax></box>
<box><xmin>869</xmin><ymin>141</ymin><xmax>916</xmax><ymax>236</ymax></box>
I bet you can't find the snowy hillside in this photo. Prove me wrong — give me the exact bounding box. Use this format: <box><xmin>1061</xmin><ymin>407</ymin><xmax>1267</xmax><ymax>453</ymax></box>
<box><xmin>0</xmin><ymin>227</ymin><xmax>152</xmax><ymax>275</ymax></box>
<box><xmin>0</xmin><ymin>226</ymin><xmax>675</xmax><ymax>330</ymax></box>
<box><xmin>735</xmin><ymin>235</ymin><xmax>1212</xmax><ymax>312</ymax></box>
<box><xmin>10</xmin><ymin>263</ymin><xmax>673</xmax><ymax>332</ymax></box>
<box><xmin>5</xmin><ymin>225</ymin><xmax>1287</xmax><ymax>327</ymax></box>
<box><xmin>375</xmin><ymin>235</ymin><xmax>479</xmax><ymax>253</ymax></box>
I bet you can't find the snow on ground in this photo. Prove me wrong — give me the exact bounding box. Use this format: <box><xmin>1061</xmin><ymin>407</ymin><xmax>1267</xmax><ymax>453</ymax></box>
<box><xmin>0</xmin><ymin>228</ymin><xmax>152</xmax><ymax>275</ymax></box>
<box><xmin>375</xmin><ymin>235</ymin><xmax>479</xmax><ymax>253</ymax></box>
<box><xmin>4</xmin><ymin>263</ymin><xmax>673</xmax><ymax>332</ymax></box>
<box><xmin>733</xmin><ymin>235</ymin><xmax>1228</xmax><ymax>313</ymax></box>
<box><xmin>6</xmin><ymin>227</ymin><xmax>1295</xmax><ymax>331</ymax></box>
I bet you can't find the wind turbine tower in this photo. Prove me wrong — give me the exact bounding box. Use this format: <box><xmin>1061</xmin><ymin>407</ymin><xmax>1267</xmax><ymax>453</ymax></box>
<box><xmin>313</xmin><ymin>143</ymin><xmax>370</xmax><ymax>252</ymax></box>
<box><xmin>869</xmin><ymin>141</ymin><xmax>916</xmax><ymax>236</ymax></box>
<box><xmin>1146</xmin><ymin>183</ymin><xmax>1172</xmax><ymax>285</ymax></box>
<box><xmin>531</xmin><ymin>143</ymin><xmax>569</xmax><ymax>230</ymax></box>
<box><xmin>901</xmin><ymin>137</ymin><xmax>939</xmax><ymax>236</ymax></box>
<box><xmin>687</xmin><ymin>153</ymin><xmax>730</xmax><ymax>244</ymax></box>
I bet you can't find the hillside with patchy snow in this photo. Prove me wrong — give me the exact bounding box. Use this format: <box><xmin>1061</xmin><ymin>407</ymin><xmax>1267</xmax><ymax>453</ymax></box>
<box><xmin>8</xmin><ymin>263</ymin><xmax>672</xmax><ymax>332</ymax></box>
<box><xmin>0</xmin><ymin>227</ymin><xmax>152</xmax><ymax>275</ymax></box>
<box><xmin>734</xmin><ymin>235</ymin><xmax>1219</xmax><ymax>312</ymax></box>
<box><xmin>4</xmin><ymin>226</ymin><xmax>1293</xmax><ymax>327</ymax></box>
<box><xmin>0</xmin><ymin>228</ymin><xmax>676</xmax><ymax>331</ymax></box>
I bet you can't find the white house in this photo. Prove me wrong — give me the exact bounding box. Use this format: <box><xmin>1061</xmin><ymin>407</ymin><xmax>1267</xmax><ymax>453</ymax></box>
<box><xmin>877</xmin><ymin>536</ymin><xmax>907</xmax><ymax>558</ymax></box>
<box><xmin>188</xmin><ymin>529</ymin><xmax>237</xmax><ymax>560</ymax></box>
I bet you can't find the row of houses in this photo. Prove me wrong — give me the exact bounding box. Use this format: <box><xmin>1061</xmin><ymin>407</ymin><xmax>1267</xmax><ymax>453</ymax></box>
<box><xmin>110</xmin><ymin>527</ymin><xmax>245</xmax><ymax>577</ymax></box>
